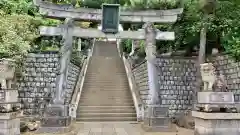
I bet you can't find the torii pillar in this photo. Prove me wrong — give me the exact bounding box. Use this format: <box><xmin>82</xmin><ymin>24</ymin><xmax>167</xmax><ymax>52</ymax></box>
<box><xmin>37</xmin><ymin>18</ymin><xmax>73</xmax><ymax>132</ymax></box>
<box><xmin>142</xmin><ymin>22</ymin><xmax>175</xmax><ymax>132</ymax></box>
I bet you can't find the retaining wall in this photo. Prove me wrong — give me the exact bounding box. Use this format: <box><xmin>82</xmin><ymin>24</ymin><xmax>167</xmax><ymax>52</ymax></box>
<box><xmin>132</xmin><ymin>57</ymin><xmax>197</xmax><ymax>117</ymax></box>
<box><xmin>17</xmin><ymin>52</ymin><xmax>81</xmax><ymax>116</ymax></box>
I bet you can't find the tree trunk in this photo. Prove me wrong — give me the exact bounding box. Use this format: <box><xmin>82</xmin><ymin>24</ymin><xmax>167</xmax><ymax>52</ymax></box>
<box><xmin>194</xmin><ymin>15</ymin><xmax>208</xmax><ymax>107</ymax></box>
<box><xmin>198</xmin><ymin>22</ymin><xmax>207</xmax><ymax>64</ymax></box>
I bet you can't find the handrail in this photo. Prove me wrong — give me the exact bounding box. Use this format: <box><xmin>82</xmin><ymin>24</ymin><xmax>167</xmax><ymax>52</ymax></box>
<box><xmin>122</xmin><ymin>54</ymin><xmax>144</xmax><ymax>121</ymax></box>
<box><xmin>131</xmin><ymin>59</ymin><xmax>147</xmax><ymax>70</ymax></box>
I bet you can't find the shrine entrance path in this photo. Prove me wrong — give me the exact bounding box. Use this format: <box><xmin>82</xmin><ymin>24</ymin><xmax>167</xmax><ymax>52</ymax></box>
<box><xmin>75</xmin><ymin>122</ymin><xmax>193</xmax><ymax>135</ymax></box>
<box><xmin>23</xmin><ymin>123</ymin><xmax>193</xmax><ymax>135</ymax></box>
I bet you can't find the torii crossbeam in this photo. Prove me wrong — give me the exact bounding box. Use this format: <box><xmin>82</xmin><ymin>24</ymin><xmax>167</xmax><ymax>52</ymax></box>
<box><xmin>33</xmin><ymin>0</ymin><xmax>183</xmax><ymax>23</ymax></box>
<box><xmin>39</xmin><ymin>26</ymin><xmax>175</xmax><ymax>40</ymax></box>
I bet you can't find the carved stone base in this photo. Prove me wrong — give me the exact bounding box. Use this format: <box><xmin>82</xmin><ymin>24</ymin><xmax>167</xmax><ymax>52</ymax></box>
<box><xmin>0</xmin><ymin>112</ymin><xmax>20</xmax><ymax>135</ymax></box>
<box><xmin>142</xmin><ymin>117</ymin><xmax>176</xmax><ymax>132</ymax></box>
<box><xmin>44</xmin><ymin>104</ymin><xmax>69</xmax><ymax>117</ymax></box>
<box><xmin>40</xmin><ymin>104</ymin><xmax>71</xmax><ymax>131</ymax></box>
<box><xmin>196</xmin><ymin>92</ymin><xmax>235</xmax><ymax>112</ymax></box>
<box><xmin>197</xmin><ymin>92</ymin><xmax>234</xmax><ymax>104</ymax></box>
<box><xmin>192</xmin><ymin>111</ymin><xmax>240</xmax><ymax>135</ymax></box>
<box><xmin>142</xmin><ymin>105</ymin><xmax>174</xmax><ymax>132</ymax></box>
<box><xmin>41</xmin><ymin>116</ymin><xmax>71</xmax><ymax>127</ymax></box>
<box><xmin>195</xmin><ymin>104</ymin><xmax>237</xmax><ymax>113</ymax></box>
<box><xmin>36</xmin><ymin>122</ymin><xmax>73</xmax><ymax>134</ymax></box>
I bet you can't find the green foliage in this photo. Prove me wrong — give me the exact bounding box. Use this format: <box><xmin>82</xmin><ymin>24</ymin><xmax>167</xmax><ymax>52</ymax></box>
<box><xmin>216</xmin><ymin>0</ymin><xmax>240</xmax><ymax>60</ymax></box>
<box><xmin>126</xmin><ymin>0</ymin><xmax>178</xmax><ymax>10</ymax></box>
<box><xmin>71</xmin><ymin>51</ymin><xmax>87</xmax><ymax>67</ymax></box>
<box><xmin>121</xmin><ymin>39</ymin><xmax>132</xmax><ymax>53</ymax></box>
<box><xmin>0</xmin><ymin>12</ymin><xmax>38</xmax><ymax>59</ymax></box>
<box><xmin>168</xmin><ymin>0</ymin><xmax>202</xmax><ymax>51</ymax></box>
<box><xmin>0</xmin><ymin>0</ymin><xmax>61</xmax><ymax>60</ymax></box>
<box><xmin>1</xmin><ymin>0</ymin><xmax>240</xmax><ymax>63</ymax></box>
<box><xmin>154</xmin><ymin>0</ymin><xmax>240</xmax><ymax>60</ymax></box>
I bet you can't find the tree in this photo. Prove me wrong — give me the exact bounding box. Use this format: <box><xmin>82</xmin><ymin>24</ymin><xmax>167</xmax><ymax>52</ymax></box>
<box><xmin>0</xmin><ymin>0</ymin><xmax>61</xmax><ymax>60</ymax></box>
<box><xmin>0</xmin><ymin>12</ymin><xmax>38</xmax><ymax>59</ymax></box>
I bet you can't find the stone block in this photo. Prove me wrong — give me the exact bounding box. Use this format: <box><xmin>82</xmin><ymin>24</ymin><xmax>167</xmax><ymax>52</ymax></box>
<box><xmin>0</xmin><ymin>117</ymin><xmax>20</xmax><ymax>135</ymax></box>
<box><xmin>0</xmin><ymin>90</ymin><xmax>18</xmax><ymax>103</ymax></box>
<box><xmin>144</xmin><ymin>106</ymin><xmax>168</xmax><ymax>117</ymax></box>
<box><xmin>197</xmin><ymin>92</ymin><xmax>234</xmax><ymax>104</ymax></box>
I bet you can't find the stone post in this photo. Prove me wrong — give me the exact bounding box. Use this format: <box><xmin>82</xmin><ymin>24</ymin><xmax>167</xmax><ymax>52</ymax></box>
<box><xmin>142</xmin><ymin>22</ymin><xmax>174</xmax><ymax>132</ymax></box>
<box><xmin>77</xmin><ymin>38</ymin><xmax>82</xmax><ymax>52</ymax></box>
<box><xmin>129</xmin><ymin>40</ymin><xmax>135</xmax><ymax>56</ymax></box>
<box><xmin>54</xmin><ymin>18</ymin><xmax>74</xmax><ymax>104</ymax></box>
<box><xmin>39</xmin><ymin>18</ymin><xmax>73</xmax><ymax>132</ymax></box>
<box><xmin>143</xmin><ymin>22</ymin><xmax>159</xmax><ymax>105</ymax></box>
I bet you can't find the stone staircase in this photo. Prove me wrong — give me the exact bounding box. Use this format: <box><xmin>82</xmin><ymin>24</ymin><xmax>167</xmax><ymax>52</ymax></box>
<box><xmin>76</xmin><ymin>41</ymin><xmax>137</xmax><ymax>122</ymax></box>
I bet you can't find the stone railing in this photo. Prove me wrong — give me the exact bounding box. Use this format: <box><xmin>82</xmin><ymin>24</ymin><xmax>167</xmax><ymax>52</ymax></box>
<box><xmin>122</xmin><ymin>54</ymin><xmax>144</xmax><ymax>121</ymax></box>
<box><xmin>69</xmin><ymin>40</ymin><xmax>95</xmax><ymax>119</ymax></box>
<box><xmin>64</xmin><ymin>62</ymin><xmax>81</xmax><ymax>104</ymax></box>
<box><xmin>69</xmin><ymin>56</ymin><xmax>89</xmax><ymax>119</ymax></box>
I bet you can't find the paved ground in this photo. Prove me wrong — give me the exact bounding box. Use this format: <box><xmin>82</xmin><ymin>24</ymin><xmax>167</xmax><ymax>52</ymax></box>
<box><xmin>76</xmin><ymin>122</ymin><xmax>193</xmax><ymax>135</ymax></box>
<box><xmin>24</xmin><ymin>122</ymin><xmax>194</xmax><ymax>135</ymax></box>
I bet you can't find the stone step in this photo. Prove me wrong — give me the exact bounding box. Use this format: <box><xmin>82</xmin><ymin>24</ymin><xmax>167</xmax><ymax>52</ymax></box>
<box><xmin>81</xmin><ymin>89</ymin><xmax>131</xmax><ymax>92</ymax></box>
<box><xmin>81</xmin><ymin>94</ymin><xmax>132</xmax><ymax>98</ymax></box>
<box><xmin>80</xmin><ymin>97</ymin><xmax>133</xmax><ymax>101</ymax></box>
<box><xmin>83</xmin><ymin>84</ymin><xmax>129</xmax><ymax>87</ymax></box>
<box><xmin>81</xmin><ymin>89</ymin><xmax>131</xmax><ymax>93</ymax></box>
<box><xmin>76</xmin><ymin>117</ymin><xmax>137</xmax><ymax>122</ymax></box>
<box><xmin>84</xmin><ymin>80</ymin><xmax>129</xmax><ymax>85</ymax></box>
<box><xmin>82</xmin><ymin>86</ymin><xmax>130</xmax><ymax>89</ymax></box>
<box><xmin>85</xmin><ymin>74</ymin><xmax>127</xmax><ymax>77</ymax></box>
<box><xmin>80</xmin><ymin>95</ymin><xmax>132</xmax><ymax>99</ymax></box>
<box><xmin>78</xmin><ymin>106</ymin><xmax>135</xmax><ymax>109</ymax></box>
<box><xmin>79</xmin><ymin>100</ymin><xmax>133</xmax><ymax>104</ymax></box>
<box><xmin>77</xmin><ymin>112</ymin><xmax>136</xmax><ymax>118</ymax></box>
<box><xmin>81</xmin><ymin>89</ymin><xmax>130</xmax><ymax>92</ymax></box>
<box><xmin>81</xmin><ymin>90</ymin><xmax>131</xmax><ymax>94</ymax></box>
<box><xmin>78</xmin><ymin>107</ymin><xmax>135</xmax><ymax>113</ymax></box>
<box><xmin>84</xmin><ymin>76</ymin><xmax>127</xmax><ymax>79</ymax></box>
<box><xmin>85</xmin><ymin>78</ymin><xmax>127</xmax><ymax>81</ymax></box>
<box><xmin>78</xmin><ymin>102</ymin><xmax>134</xmax><ymax>106</ymax></box>
<box><xmin>81</xmin><ymin>94</ymin><xmax>132</xmax><ymax>97</ymax></box>
<box><xmin>81</xmin><ymin>88</ymin><xmax>131</xmax><ymax>92</ymax></box>
<box><xmin>76</xmin><ymin>41</ymin><xmax>136</xmax><ymax>122</ymax></box>
<box><xmin>87</xmin><ymin>67</ymin><xmax>125</xmax><ymax>70</ymax></box>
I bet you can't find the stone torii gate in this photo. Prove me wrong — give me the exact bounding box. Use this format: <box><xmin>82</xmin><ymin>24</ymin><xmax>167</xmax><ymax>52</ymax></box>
<box><xmin>33</xmin><ymin>0</ymin><xmax>183</xmax><ymax>131</ymax></box>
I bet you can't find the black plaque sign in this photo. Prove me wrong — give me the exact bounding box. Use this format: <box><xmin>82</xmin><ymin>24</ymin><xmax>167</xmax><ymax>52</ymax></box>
<box><xmin>101</xmin><ymin>4</ymin><xmax>120</xmax><ymax>33</ymax></box>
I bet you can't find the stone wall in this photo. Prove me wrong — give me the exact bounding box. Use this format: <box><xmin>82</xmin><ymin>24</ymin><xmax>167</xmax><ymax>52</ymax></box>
<box><xmin>132</xmin><ymin>57</ymin><xmax>197</xmax><ymax>117</ymax></box>
<box><xmin>132</xmin><ymin>54</ymin><xmax>240</xmax><ymax>116</ymax></box>
<box><xmin>156</xmin><ymin>57</ymin><xmax>197</xmax><ymax>117</ymax></box>
<box><xmin>211</xmin><ymin>54</ymin><xmax>240</xmax><ymax>102</ymax></box>
<box><xmin>17</xmin><ymin>52</ymin><xmax>81</xmax><ymax>116</ymax></box>
<box><xmin>132</xmin><ymin>60</ymin><xmax>150</xmax><ymax>104</ymax></box>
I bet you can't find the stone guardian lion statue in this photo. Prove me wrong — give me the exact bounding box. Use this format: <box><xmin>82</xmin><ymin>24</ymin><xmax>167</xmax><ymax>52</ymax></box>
<box><xmin>200</xmin><ymin>63</ymin><xmax>216</xmax><ymax>91</ymax></box>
